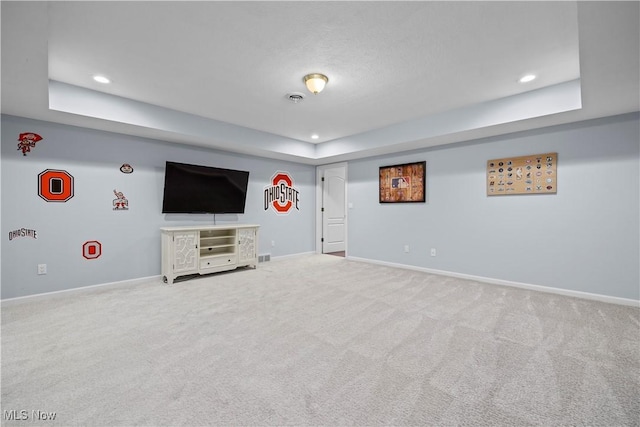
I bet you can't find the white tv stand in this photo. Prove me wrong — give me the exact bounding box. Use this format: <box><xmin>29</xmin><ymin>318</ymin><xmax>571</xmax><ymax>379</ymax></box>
<box><xmin>160</xmin><ymin>224</ymin><xmax>259</xmax><ymax>284</ymax></box>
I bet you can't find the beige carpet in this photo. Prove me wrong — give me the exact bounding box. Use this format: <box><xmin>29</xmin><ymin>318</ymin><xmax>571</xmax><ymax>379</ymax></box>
<box><xmin>2</xmin><ymin>254</ymin><xmax>639</xmax><ymax>426</ymax></box>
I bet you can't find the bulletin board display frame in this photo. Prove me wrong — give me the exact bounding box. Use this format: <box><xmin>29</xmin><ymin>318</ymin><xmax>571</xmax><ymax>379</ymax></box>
<box><xmin>379</xmin><ymin>161</ymin><xmax>426</xmax><ymax>203</ymax></box>
<box><xmin>487</xmin><ymin>152</ymin><xmax>557</xmax><ymax>196</ymax></box>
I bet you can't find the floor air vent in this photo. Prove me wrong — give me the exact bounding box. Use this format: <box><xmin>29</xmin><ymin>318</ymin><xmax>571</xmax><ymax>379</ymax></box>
<box><xmin>258</xmin><ymin>254</ymin><xmax>271</xmax><ymax>263</ymax></box>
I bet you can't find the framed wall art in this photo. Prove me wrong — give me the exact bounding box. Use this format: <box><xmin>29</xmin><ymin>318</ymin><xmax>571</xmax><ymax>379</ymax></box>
<box><xmin>379</xmin><ymin>161</ymin><xmax>426</xmax><ymax>203</ymax></box>
<box><xmin>487</xmin><ymin>152</ymin><xmax>557</xmax><ymax>196</ymax></box>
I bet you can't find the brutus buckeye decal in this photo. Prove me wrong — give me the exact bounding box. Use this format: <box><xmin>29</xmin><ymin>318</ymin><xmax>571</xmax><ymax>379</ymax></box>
<box><xmin>17</xmin><ymin>132</ymin><xmax>43</xmax><ymax>156</ymax></box>
<box><xmin>113</xmin><ymin>189</ymin><xmax>129</xmax><ymax>210</ymax></box>
<box><xmin>264</xmin><ymin>171</ymin><xmax>300</xmax><ymax>214</ymax></box>
<box><xmin>38</xmin><ymin>169</ymin><xmax>74</xmax><ymax>202</ymax></box>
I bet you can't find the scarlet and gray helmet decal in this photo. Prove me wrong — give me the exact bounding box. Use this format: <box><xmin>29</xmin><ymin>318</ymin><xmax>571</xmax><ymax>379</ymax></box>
<box><xmin>264</xmin><ymin>171</ymin><xmax>300</xmax><ymax>214</ymax></box>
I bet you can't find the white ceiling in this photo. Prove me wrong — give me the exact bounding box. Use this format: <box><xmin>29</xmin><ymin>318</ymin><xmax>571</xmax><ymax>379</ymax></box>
<box><xmin>1</xmin><ymin>1</ymin><xmax>639</xmax><ymax>165</ymax></box>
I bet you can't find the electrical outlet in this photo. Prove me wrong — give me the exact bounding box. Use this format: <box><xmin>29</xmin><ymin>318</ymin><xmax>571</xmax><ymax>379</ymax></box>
<box><xmin>271</xmin><ymin>240</ymin><xmax>275</xmax><ymax>247</ymax></box>
<box><xmin>404</xmin><ymin>245</ymin><xmax>410</xmax><ymax>253</ymax></box>
<box><xmin>37</xmin><ymin>264</ymin><xmax>47</xmax><ymax>275</ymax></box>
<box><xmin>430</xmin><ymin>248</ymin><xmax>437</xmax><ymax>257</ymax></box>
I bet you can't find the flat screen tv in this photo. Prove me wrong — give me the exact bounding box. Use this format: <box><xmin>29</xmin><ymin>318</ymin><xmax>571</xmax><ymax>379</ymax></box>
<box><xmin>161</xmin><ymin>161</ymin><xmax>250</xmax><ymax>214</ymax></box>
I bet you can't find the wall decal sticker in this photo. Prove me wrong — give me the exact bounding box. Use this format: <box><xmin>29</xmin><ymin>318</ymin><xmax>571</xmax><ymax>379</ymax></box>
<box><xmin>17</xmin><ymin>132</ymin><xmax>43</xmax><ymax>156</ymax></box>
<box><xmin>82</xmin><ymin>240</ymin><xmax>102</xmax><ymax>260</ymax></box>
<box><xmin>119</xmin><ymin>163</ymin><xmax>133</xmax><ymax>174</ymax></box>
<box><xmin>264</xmin><ymin>171</ymin><xmax>300</xmax><ymax>214</ymax></box>
<box><xmin>113</xmin><ymin>189</ymin><xmax>129</xmax><ymax>210</ymax></box>
<box><xmin>8</xmin><ymin>228</ymin><xmax>38</xmax><ymax>241</ymax></box>
<box><xmin>487</xmin><ymin>152</ymin><xmax>557</xmax><ymax>196</ymax></box>
<box><xmin>38</xmin><ymin>169</ymin><xmax>74</xmax><ymax>202</ymax></box>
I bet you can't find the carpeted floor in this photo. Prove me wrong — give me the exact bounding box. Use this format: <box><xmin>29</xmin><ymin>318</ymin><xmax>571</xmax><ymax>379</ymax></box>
<box><xmin>2</xmin><ymin>254</ymin><xmax>639</xmax><ymax>426</ymax></box>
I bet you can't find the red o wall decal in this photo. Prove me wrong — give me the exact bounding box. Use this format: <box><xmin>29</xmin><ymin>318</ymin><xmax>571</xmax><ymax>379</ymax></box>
<box><xmin>38</xmin><ymin>169</ymin><xmax>74</xmax><ymax>202</ymax></box>
<box><xmin>82</xmin><ymin>240</ymin><xmax>102</xmax><ymax>260</ymax></box>
<box><xmin>271</xmin><ymin>173</ymin><xmax>293</xmax><ymax>212</ymax></box>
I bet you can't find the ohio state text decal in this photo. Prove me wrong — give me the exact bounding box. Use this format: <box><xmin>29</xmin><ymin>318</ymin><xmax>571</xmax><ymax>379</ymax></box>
<box><xmin>8</xmin><ymin>228</ymin><xmax>38</xmax><ymax>241</ymax></box>
<box><xmin>264</xmin><ymin>171</ymin><xmax>300</xmax><ymax>214</ymax></box>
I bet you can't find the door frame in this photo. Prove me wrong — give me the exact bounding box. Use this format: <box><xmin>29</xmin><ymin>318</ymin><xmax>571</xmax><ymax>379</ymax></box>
<box><xmin>315</xmin><ymin>162</ymin><xmax>348</xmax><ymax>255</ymax></box>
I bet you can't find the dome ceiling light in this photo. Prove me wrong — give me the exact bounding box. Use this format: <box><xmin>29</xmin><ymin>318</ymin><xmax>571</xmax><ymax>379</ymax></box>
<box><xmin>303</xmin><ymin>73</ymin><xmax>328</xmax><ymax>94</ymax></box>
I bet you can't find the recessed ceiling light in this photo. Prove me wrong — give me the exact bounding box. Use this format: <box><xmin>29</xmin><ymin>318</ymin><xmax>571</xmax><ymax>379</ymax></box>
<box><xmin>287</xmin><ymin>92</ymin><xmax>305</xmax><ymax>103</ymax></box>
<box><xmin>311</xmin><ymin>134</ymin><xmax>319</xmax><ymax>140</ymax></box>
<box><xmin>93</xmin><ymin>75</ymin><xmax>111</xmax><ymax>84</ymax></box>
<box><xmin>519</xmin><ymin>74</ymin><xmax>536</xmax><ymax>83</ymax></box>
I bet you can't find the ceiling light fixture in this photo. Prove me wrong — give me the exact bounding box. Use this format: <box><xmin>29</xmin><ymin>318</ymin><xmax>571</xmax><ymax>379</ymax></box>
<box><xmin>93</xmin><ymin>75</ymin><xmax>111</xmax><ymax>84</ymax></box>
<box><xmin>311</xmin><ymin>134</ymin><xmax>319</xmax><ymax>140</ymax></box>
<box><xmin>303</xmin><ymin>73</ymin><xmax>328</xmax><ymax>94</ymax></box>
<box><xmin>519</xmin><ymin>74</ymin><xmax>536</xmax><ymax>83</ymax></box>
<box><xmin>287</xmin><ymin>92</ymin><xmax>305</xmax><ymax>103</ymax></box>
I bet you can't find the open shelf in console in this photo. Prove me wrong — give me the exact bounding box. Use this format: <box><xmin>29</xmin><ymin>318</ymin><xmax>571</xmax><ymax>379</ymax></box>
<box><xmin>199</xmin><ymin>229</ymin><xmax>237</xmax><ymax>257</ymax></box>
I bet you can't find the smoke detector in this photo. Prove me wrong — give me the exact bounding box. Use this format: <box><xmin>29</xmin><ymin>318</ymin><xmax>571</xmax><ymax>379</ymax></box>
<box><xmin>286</xmin><ymin>92</ymin><xmax>305</xmax><ymax>103</ymax></box>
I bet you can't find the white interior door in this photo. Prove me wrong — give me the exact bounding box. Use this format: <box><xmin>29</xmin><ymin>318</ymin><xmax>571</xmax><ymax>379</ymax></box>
<box><xmin>322</xmin><ymin>165</ymin><xmax>346</xmax><ymax>253</ymax></box>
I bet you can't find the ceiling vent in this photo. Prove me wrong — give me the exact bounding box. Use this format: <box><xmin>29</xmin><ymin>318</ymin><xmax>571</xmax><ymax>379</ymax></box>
<box><xmin>286</xmin><ymin>92</ymin><xmax>305</xmax><ymax>104</ymax></box>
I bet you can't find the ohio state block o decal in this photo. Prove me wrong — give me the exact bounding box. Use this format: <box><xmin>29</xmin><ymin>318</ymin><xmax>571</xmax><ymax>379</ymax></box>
<box><xmin>38</xmin><ymin>169</ymin><xmax>74</xmax><ymax>202</ymax></box>
<box><xmin>82</xmin><ymin>240</ymin><xmax>102</xmax><ymax>259</ymax></box>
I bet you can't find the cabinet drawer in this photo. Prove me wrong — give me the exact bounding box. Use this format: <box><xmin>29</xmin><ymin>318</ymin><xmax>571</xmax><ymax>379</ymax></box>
<box><xmin>200</xmin><ymin>256</ymin><xmax>236</xmax><ymax>270</ymax></box>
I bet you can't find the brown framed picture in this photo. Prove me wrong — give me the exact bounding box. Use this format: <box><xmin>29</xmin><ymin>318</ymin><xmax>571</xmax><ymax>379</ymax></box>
<box><xmin>379</xmin><ymin>161</ymin><xmax>426</xmax><ymax>203</ymax></box>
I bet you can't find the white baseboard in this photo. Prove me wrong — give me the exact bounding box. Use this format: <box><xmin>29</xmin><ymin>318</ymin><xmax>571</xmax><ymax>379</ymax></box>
<box><xmin>271</xmin><ymin>251</ymin><xmax>316</xmax><ymax>261</ymax></box>
<box><xmin>0</xmin><ymin>251</ymin><xmax>317</xmax><ymax>304</ymax></box>
<box><xmin>5</xmin><ymin>254</ymin><xmax>637</xmax><ymax>308</ymax></box>
<box><xmin>1</xmin><ymin>252</ymin><xmax>318</xmax><ymax>304</ymax></box>
<box><xmin>1</xmin><ymin>275</ymin><xmax>162</xmax><ymax>307</ymax></box>
<box><xmin>346</xmin><ymin>256</ymin><xmax>640</xmax><ymax>307</ymax></box>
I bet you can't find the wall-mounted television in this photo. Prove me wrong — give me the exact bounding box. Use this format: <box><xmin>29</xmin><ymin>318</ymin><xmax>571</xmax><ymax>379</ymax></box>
<box><xmin>161</xmin><ymin>161</ymin><xmax>250</xmax><ymax>214</ymax></box>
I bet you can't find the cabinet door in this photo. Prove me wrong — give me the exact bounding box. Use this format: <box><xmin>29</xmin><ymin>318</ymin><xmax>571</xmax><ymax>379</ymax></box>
<box><xmin>173</xmin><ymin>232</ymin><xmax>198</xmax><ymax>273</ymax></box>
<box><xmin>238</xmin><ymin>228</ymin><xmax>257</xmax><ymax>264</ymax></box>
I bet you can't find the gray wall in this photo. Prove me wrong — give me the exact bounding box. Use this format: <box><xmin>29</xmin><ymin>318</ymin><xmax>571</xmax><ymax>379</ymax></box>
<box><xmin>1</xmin><ymin>115</ymin><xmax>316</xmax><ymax>299</ymax></box>
<box><xmin>347</xmin><ymin>113</ymin><xmax>639</xmax><ymax>300</ymax></box>
<box><xmin>3</xmin><ymin>113</ymin><xmax>639</xmax><ymax>301</ymax></box>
